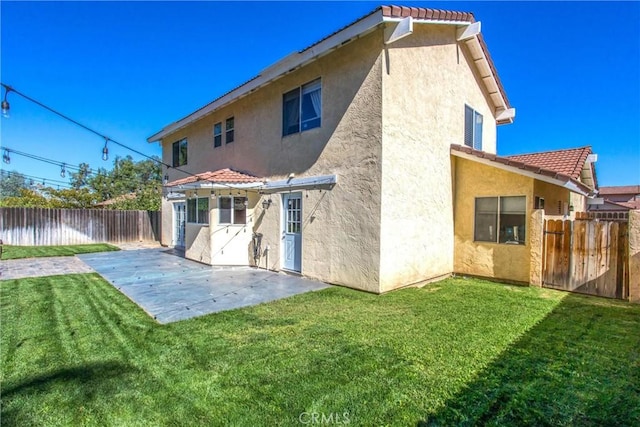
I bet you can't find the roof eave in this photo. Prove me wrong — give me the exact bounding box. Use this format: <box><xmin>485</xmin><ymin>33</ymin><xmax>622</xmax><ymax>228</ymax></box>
<box><xmin>451</xmin><ymin>145</ymin><xmax>593</xmax><ymax>197</ymax></box>
<box><xmin>147</xmin><ymin>9</ymin><xmax>386</xmax><ymax>143</ymax></box>
<box><xmin>148</xmin><ymin>6</ymin><xmax>514</xmax><ymax>143</ymax></box>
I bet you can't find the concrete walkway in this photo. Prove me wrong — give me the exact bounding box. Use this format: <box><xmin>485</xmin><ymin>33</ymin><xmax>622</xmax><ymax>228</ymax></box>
<box><xmin>78</xmin><ymin>248</ymin><xmax>331</xmax><ymax>323</ymax></box>
<box><xmin>1</xmin><ymin>256</ymin><xmax>95</xmax><ymax>280</ymax></box>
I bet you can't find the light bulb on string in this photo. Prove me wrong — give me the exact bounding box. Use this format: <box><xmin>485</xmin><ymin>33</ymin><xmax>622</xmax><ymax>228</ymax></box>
<box><xmin>102</xmin><ymin>139</ymin><xmax>109</xmax><ymax>161</ymax></box>
<box><xmin>1</xmin><ymin>85</ymin><xmax>11</xmax><ymax>118</ymax></box>
<box><xmin>60</xmin><ymin>163</ymin><xmax>66</xmax><ymax>178</ymax></box>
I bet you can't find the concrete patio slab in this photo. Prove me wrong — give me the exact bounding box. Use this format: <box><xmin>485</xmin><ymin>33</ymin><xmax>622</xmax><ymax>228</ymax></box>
<box><xmin>1</xmin><ymin>256</ymin><xmax>95</xmax><ymax>280</ymax></box>
<box><xmin>78</xmin><ymin>248</ymin><xmax>330</xmax><ymax>323</ymax></box>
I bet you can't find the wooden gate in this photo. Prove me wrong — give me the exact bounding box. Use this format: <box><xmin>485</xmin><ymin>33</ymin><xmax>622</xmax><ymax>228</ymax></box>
<box><xmin>542</xmin><ymin>218</ymin><xmax>629</xmax><ymax>299</ymax></box>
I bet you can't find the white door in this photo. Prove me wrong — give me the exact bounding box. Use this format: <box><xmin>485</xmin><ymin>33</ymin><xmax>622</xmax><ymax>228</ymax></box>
<box><xmin>282</xmin><ymin>193</ymin><xmax>302</xmax><ymax>272</ymax></box>
<box><xmin>174</xmin><ymin>202</ymin><xmax>186</xmax><ymax>248</ymax></box>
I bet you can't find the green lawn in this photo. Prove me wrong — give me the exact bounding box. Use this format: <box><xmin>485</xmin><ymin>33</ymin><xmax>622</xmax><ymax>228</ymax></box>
<box><xmin>1</xmin><ymin>244</ymin><xmax>119</xmax><ymax>260</ymax></box>
<box><xmin>1</xmin><ymin>275</ymin><xmax>638</xmax><ymax>426</ymax></box>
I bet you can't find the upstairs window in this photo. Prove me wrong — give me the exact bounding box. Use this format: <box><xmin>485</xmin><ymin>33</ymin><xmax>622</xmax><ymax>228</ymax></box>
<box><xmin>464</xmin><ymin>105</ymin><xmax>483</xmax><ymax>150</ymax></box>
<box><xmin>283</xmin><ymin>78</ymin><xmax>321</xmax><ymax>136</ymax></box>
<box><xmin>474</xmin><ymin>196</ymin><xmax>526</xmax><ymax>245</ymax></box>
<box><xmin>219</xmin><ymin>196</ymin><xmax>247</xmax><ymax>225</ymax></box>
<box><xmin>187</xmin><ymin>197</ymin><xmax>209</xmax><ymax>225</ymax></box>
<box><xmin>226</xmin><ymin>117</ymin><xmax>235</xmax><ymax>143</ymax></box>
<box><xmin>213</xmin><ymin>122</ymin><xmax>222</xmax><ymax>148</ymax></box>
<box><xmin>172</xmin><ymin>138</ymin><xmax>187</xmax><ymax>167</ymax></box>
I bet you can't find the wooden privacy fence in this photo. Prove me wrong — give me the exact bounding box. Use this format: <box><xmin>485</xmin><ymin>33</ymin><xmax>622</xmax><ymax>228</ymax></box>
<box><xmin>0</xmin><ymin>207</ymin><xmax>160</xmax><ymax>246</ymax></box>
<box><xmin>542</xmin><ymin>218</ymin><xmax>629</xmax><ymax>299</ymax></box>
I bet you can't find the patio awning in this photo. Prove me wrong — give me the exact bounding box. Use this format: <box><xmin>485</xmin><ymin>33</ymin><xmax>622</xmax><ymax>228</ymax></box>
<box><xmin>165</xmin><ymin>168</ymin><xmax>337</xmax><ymax>194</ymax></box>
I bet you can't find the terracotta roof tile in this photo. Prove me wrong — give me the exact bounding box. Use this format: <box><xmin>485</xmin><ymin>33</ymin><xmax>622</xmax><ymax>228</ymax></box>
<box><xmin>450</xmin><ymin>144</ymin><xmax>593</xmax><ymax>196</ymax></box>
<box><xmin>505</xmin><ymin>146</ymin><xmax>592</xmax><ymax>180</ymax></box>
<box><xmin>166</xmin><ymin>168</ymin><xmax>263</xmax><ymax>187</ymax></box>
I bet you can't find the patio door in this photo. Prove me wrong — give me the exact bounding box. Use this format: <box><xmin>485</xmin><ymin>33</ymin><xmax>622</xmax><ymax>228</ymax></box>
<box><xmin>174</xmin><ymin>202</ymin><xmax>186</xmax><ymax>248</ymax></box>
<box><xmin>282</xmin><ymin>193</ymin><xmax>302</xmax><ymax>272</ymax></box>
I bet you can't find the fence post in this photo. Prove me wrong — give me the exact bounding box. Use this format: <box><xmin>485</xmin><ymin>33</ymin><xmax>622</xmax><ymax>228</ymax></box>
<box><xmin>629</xmin><ymin>210</ymin><xmax>640</xmax><ymax>303</ymax></box>
<box><xmin>529</xmin><ymin>209</ymin><xmax>544</xmax><ymax>287</ymax></box>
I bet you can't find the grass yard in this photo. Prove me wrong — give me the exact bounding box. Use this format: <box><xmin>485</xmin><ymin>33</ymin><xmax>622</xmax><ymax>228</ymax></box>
<box><xmin>0</xmin><ymin>244</ymin><xmax>119</xmax><ymax>260</ymax></box>
<box><xmin>1</xmin><ymin>274</ymin><xmax>638</xmax><ymax>426</ymax></box>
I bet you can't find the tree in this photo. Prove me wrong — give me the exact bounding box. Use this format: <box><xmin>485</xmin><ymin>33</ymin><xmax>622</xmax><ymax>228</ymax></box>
<box><xmin>70</xmin><ymin>163</ymin><xmax>92</xmax><ymax>189</ymax></box>
<box><xmin>87</xmin><ymin>156</ymin><xmax>162</xmax><ymax>210</ymax></box>
<box><xmin>0</xmin><ymin>171</ymin><xmax>28</xmax><ymax>198</ymax></box>
<box><xmin>0</xmin><ymin>156</ymin><xmax>162</xmax><ymax>210</ymax></box>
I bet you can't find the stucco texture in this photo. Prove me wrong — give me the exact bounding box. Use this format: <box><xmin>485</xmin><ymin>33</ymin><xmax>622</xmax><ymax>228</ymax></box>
<box><xmin>378</xmin><ymin>24</ymin><xmax>499</xmax><ymax>291</ymax></box>
<box><xmin>159</xmin><ymin>30</ymin><xmax>384</xmax><ymax>292</ymax></box>
<box><xmin>453</xmin><ymin>157</ymin><xmax>533</xmax><ymax>283</ymax></box>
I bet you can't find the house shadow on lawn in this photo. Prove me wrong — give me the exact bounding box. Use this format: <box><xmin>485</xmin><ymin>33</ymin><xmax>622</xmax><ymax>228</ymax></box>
<box><xmin>418</xmin><ymin>293</ymin><xmax>640</xmax><ymax>426</ymax></box>
<box><xmin>1</xmin><ymin>361</ymin><xmax>138</xmax><ymax>424</ymax></box>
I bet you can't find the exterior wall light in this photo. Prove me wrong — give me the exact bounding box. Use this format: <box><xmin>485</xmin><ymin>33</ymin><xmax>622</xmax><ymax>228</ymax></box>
<box><xmin>262</xmin><ymin>198</ymin><xmax>272</xmax><ymax>209</ymax></box>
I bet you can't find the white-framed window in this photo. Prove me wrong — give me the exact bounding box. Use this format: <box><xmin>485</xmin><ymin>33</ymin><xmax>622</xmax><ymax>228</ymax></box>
<box><xmin>474</xmin><ymin>196</ymin><xmax>526</xmax><ymax>245</ymax></box>
<box><xmin>226</xmin><ymin>117</ymin><xmax>234</xmax><ymax>143</ymax></box>
<box><xmin>283</xmin><ymin>78</ymin><xmax>321</xmax><ymax>136</ymax></box>
<box><xmin>464</xmin><ymin>105</ymin><xmax>483</xmax><ymax>150</ymax></box>
<box><xmin>187</xmin><ymin>197</ymin><xmax>209</xmax><ymax>224</ymax></box>
<box><xmin>213</xmin><ymin>122</ymin><xmax>222</xmax><ymax>148</ymax></box>
<box><xmin>172</xmin><ymin>138</ymin><xmax>187</xmax><ymax>167</ymax></box>
<box><xmin>219</xmin><ymin>196</ymin><xmax>247</xmax><ymax>225</ymax></box>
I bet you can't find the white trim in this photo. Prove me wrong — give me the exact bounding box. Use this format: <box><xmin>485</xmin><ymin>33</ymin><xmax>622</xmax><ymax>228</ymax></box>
<box><xmin>451</xmin><ymin>150</ymin><xmax>592</xmax><ymax>197</ymax></box>
<box><xmin>456</xmin><ymin>21</ymin><xmax>481</xmax><ymax>41</ymax></box>
<box><xmin>262</xmin><ymin>174</ymin><xmax>337</xmax><ymax>194</ymax></box>
<box><xmin>384</xmin><ymin>17</ymin><xmax>413</xmax><ymax>45</ymax></box>
<box><xmin>462</xmin><ymin>36</ymin><xmax>512</xmax><ymax>123</ymax></box>
<box><xmin>496</xmin><ymin>108</ymin><xmax>516</xmax><ymax>122</ymax></box>
<box><xmin>148</xmin><ymin>11</ymin><xmax>510</xmax><ymax>142</ymax></box>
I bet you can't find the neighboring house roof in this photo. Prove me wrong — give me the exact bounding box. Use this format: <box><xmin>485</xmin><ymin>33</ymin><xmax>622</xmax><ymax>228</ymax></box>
<box><xmin>598</xmin><ymin>185</ymin><xmax>640</xmax><ymax>196</ymax></box>
<box><xmin>166</xmin><ymin>168</ymin><xmax>263</xmax><ymax>187</ymax></box>
<box><xmin>588</xmin><ymin>199</ymin><xmax>634</xmax><ymax>212</ymax></box>
<box><xmin>148</xmin><ymin>4</ymin><xmax>513</xmax><ymax>143</ymax></box>
<box><xmin>614</xmin><ymin>200</ymin><xmax>640</xmax><ymax>210</ymax></box>
<box><xmin>95</xmin><ymin>192</ymin><xmax>137</xmax><ymax>207</ymax></box>
<box><xmin>450</xmin><ymin>144</ymin><xmax>594</xmax><ymax>196</ymax></box>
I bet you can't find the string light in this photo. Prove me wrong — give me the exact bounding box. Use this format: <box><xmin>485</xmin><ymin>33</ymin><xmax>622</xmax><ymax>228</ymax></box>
<box><xmin>0</xmin><ymin>82</ymin><xmax>247</xmax><ymax>192</ymax></box>
<box><xmin>0</xmin><ymin>169</ymin><xmax>73</xmax><ymax>188</ymax></box>
<box><xmin>102</xmin><ymin>139</ymin><xmax>109</xmax><ymax>161</ymax></box>
<box><xmin>1</xmin><ymin>85</ymin><xmax>11</xmax><ymax>118</ymax></box>
<box><xmin>2</xmin><ymin>149</ymin><xmax>9</xmax><ymax>164</ymax></box>
<box><xmin>60</xmin><ymin>163</ymin><xmax>66</xmax><ymax>178</ymax></box>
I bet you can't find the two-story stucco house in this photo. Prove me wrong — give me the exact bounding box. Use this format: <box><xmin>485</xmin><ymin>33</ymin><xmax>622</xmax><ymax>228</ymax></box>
<box><xmin>148</xmin><ymin>5</ymin><xmax>597</xmax><ymax>293</ymax></box>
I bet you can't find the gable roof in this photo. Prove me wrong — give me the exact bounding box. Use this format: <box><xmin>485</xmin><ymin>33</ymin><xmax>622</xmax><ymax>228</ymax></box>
<box><xmin>148</xmin><ymin>4</ymin><xmax>513</xmax><ymax>143</ymax></box>
<box><xmin>450</xmin><ymin>144</ymin><xmax>594</xmax><ymax>196</ymax></box>
<box><xmin>166</xmin><ymin>168</ymin><xmax>263</xmax><ymax>188</ymax></box>
<box><xmin>505</xmin><ymin>146</ymin><xmax>592</xmax><ymax>181</ymax></box>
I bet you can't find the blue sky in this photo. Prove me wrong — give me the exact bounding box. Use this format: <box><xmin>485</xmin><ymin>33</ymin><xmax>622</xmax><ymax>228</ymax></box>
<box><xmin>1</xmin><ymin>1</ymin><xmax>639</xmax><ymax>187</ymax></box>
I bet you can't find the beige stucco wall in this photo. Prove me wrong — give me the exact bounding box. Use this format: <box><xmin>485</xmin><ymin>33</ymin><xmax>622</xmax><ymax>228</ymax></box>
<box><xmin>533</xmin><ymin>180</ymin><xmax>572</xmax><ymax>218</ymax></box>
<box><xmin>453</xmin><ymin>157</ymin><xmax>534</xmax><ymax>283</ymax></box>
<box><xmin>378</xmin><ymin>24</ymin><xmax>499</xmax><ymax>292</ymax></box>
<box><xmin>160</xmin><ymin>197</ymin><xmax>175</xmax><ymax>246</ymax></box>
<box><xmin>529</xmin><ymin>209</ymin><xmax>544</xmax><ymax>286</ymax></box>
<box><xmin>159</xmin><ymin>30</ymin><xmax>385</xmax><ymax>292</ymax></box>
